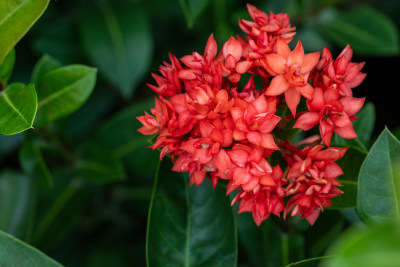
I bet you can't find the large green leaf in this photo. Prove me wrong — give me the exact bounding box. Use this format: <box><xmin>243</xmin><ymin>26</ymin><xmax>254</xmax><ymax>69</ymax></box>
<box><xmin>0</xmin><ymin>83</ymin><xmax>37</xmax><ymax>135</ymax></box>
<box><xmin>357</xmin><ymin>128</ymin><xmax>400</xmax><ymax>224</ymax></box>
<box><xmin>319</xmin><ymin>6</ymin><xmax>399</xmax><ymax>56</ymax></box>
<box><xmin>0</xmin><ymin>230</ymin><xmax>62</xmax><ymax>267</ymax></box>
<box><xmin>322</xmin><ymin>223</ymin><xmax>400</xmax><ymax>267</ymax></box>
<box><xmin>0</xmin><ymin>48</ymin><xmax>15</xmax><ymax>86</ymax></box>
<box><xmin>146</xmin><ymin>159</ymin><xmax>237</xmax><ymax>266</ymax></box>
<box><xmin>0</xmin><ymin>171</ymin><xmax>34</xmax><ymax>240</ymax></box>
<box><xmin>0</xmin><ymin>0</ymin><xmax>49</xmax><ymax>63</ymax></box>
<box><xmin>79</xmin><ymin>1</ymin><xmax>152</xmax><ymax>98</ymax></box>
<box><xmin>34</xmin><ymin>65</ymin><xmax>97</xmax><ymax>126</ymax></box>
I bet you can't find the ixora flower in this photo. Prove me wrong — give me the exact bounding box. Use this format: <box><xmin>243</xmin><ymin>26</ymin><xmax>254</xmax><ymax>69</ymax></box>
<box><xmin>137</xmin><ymin>3</ymin><xmax>366</xmax><ymax>226</ymax></box>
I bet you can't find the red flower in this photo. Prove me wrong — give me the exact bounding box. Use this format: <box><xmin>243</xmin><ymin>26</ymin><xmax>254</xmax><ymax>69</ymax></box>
<box><xmin>231</xmin><ymin>165</ymin><xmax>288</xmax><ymax>225</ymax></box>
<box><xmin>283</xmin><ymin>144</ymin><xmax>347</xmax><ymax>225</ymax></box>
<box><xmin>294</xmin><ymin>87</ymin><xmax>365</xmax><ymax>146</ymax></box>
<box><xmin>262</xmin><ymin>40</ymin><xmax>320</xmax><ymax>116</ymax></box>
<box><xmin>230</xmin><ymin>94</ymin><xmax>281</xmax><ymax>149</ymax></box>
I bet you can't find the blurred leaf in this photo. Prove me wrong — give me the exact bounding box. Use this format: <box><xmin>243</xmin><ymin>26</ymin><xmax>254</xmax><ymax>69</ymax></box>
<box><xmin>31</xmin><ymin>54</ymin><xmax>62</xmax><ymax>85</ymax></box>
<box><xmin>0</xmin><ymin>229</ymin><xmax>62</xmax><ymax>267</ymax></box>
<box><xmin>19</xmin><ymin>138</ymin><xmax>53</xmax><ymax>188</ymax></box>
<box><xmin>0</xmin><ymin>48</ymin><xmax>15</xmax><ymax>86</ymax></box>
<box><xmin>79</xmin><ymin>1</ymin><xmax>152</xmax><ymax>98</ymax></box>
<box><xmin>76</xmin><ymin>143</ymin><xmax>126</xmax><ymax>185</ymax></box>
<box><xmin>0</xmin><ymin>133</ymin><xmax>22</xmax><ymax>159</ymax></box>
<box><xmin>287</xmin><ymin>256</ymin><xmax>333</xmax><ymax>267</ymax></box>
<box><xmin>291</xmin><ymin>25</ymin><xmax>331</xmax><ymax>52</ymax></box>
<box><xmin>34</xmin><ymin>65</ymin><xmax>97</xmax><ymax>127</ymax></box>
<box><xmin>319</xmin><ymin>6</ymin><xmax>399</xmax><ymax>56</ymax></box>
<box><xmin>335</xmin><ymin>148</ymin><xmax>367</xmax><ymax>182</ymax></box>
<box><xmin>237</xmin><ymin>213</ymin><xmax>305</xmax><ymax>267</ymax></box>
<box><xmin>179</xmin><ymin>0</ymin><xmax>211</xmax><ymax>28</ymax></box>
<box><xmin>0</xmin><ymin>83</ymin><xmax>37</xmax><ymax>135</ymax></box>
<box><xmin>358</xmin><ymin>128</ymin><xmax>400</xmax><ymax>224</ymax></box>
<box><xmin>0</xmin><ymin>0</ymin><xmax>49</xmax><ymax>63</ymax></box>
<box><xmin>0</xmin><ymin>171</ymin><xmax>34</xmax><ymax>240</ymax></box>
<box><xmin>98</xmin><ymin>99</ymin><xmax>158</xmax><ymax>177</ymax></box>
<box><xmin>322</xmin><ymin>223</ymin><xmax>400</xmax><ymax>267</ymax></box>
<box><xmin>146</xmin><ymin>159</ymin><xmax>237</xmax><ymax>266</ymax></box>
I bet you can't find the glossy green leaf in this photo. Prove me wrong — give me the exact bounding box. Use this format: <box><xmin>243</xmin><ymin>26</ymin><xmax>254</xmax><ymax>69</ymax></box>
<box><xmin>146</xmin><ymin>159</ymin><xmax>237</xmax><ymax>266</ymax></box>
<box><xmin>320</xmin><ymin>6</ymin><xmax>399</xmax><ymax>56</ymax></box>
<box><xmin>0</xmin><ymin>0</ymin><xmax>49</xmax><ymax>63</ymax></box>
<box><xmin>34</xmin><ymin>65</ymin><xmax>97</xmax><ymax>126</ymax></box>
<box><xmin>19</xmin><ymin>138</ymin><xmax>53</xmax><ymax>188</ymax></box>
<box><xmin>322</xmin><ymin>223</ymin><xmax>400</xmax><ymax>267</ymax></box>
<box><xmin>0</xmin><ymin>171</ymin><xmax>34</xmax><ymax>240</ymax></box>
<box><xmin>0</xmin><ymin>48</ymin><xmax>15</xmax><ymax>86</ymax></box>
<box><xmin>0</xmin><ymin>83</ymin><xmax>37</xmax><ymax>135</ymax></box>
<box><xmin>358</xmin><ymin>128</ymin><xmax>400</xmax><ymax>224</ymax></box>
<box><xmin>286</xmin><ymin>256</ymin><xmax>333</xmax><ymax>267</ymax></box>
<box><xmin>76</xmin><ymin>143</ymin><xmax>126</xmax><ymax>185</ymax></box>
<box><xmin>0</xmin><ymin>230</ymin><xmax>62</xmax><ymax>267</ymax></box>
<box><xmin>79</xmin><ymin>1</ymin><xmax>152</xmax><ymax>98</ymax></box>
<box><xmin>31</xmin><ymin>54</ymin><xmax>62</xmax><ymax>85</ymax></box>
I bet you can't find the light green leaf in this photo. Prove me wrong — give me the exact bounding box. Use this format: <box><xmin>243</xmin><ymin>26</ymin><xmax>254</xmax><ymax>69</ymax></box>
<box><xmin>320</xmin><ymin>6</ymin><xmax>399</xmax><ymax>56</ymax></box>
<box><xmin>79</xmin><ymin>1</ymin><xmax>152</xmax><ymax>98</ymax></box>
<box><xmin>19</xmin><ymin>138</ymin><xmax>53</xmax><ymax>188</ymax></box>
<box><xmin>31</xmin><ymin>54</ymin><xmax>62</xmax><ymax>85</ymax></box>
<box><xmin>357</xmin><ymin>128</ymin><xmax>400</xmax><ymax>224</ymax></box>
<box><xmin>322</xmin><ymin>223</ymin><xmax>400</xmax><ymax>267</ymax></box>
<box><xmin>146</xmin><ymin>159</ymin><xmax>237</xmax><ymax>266</ymax></box>
<box><xmin>0</xmin><ymin>0</ymin><xmax>49</xmax><ymax>63</ymax></box>
<box><xmin>0</xmin><ymin>229</ymin><xmax>63</xmax><ymax>266</ymax></box>
<box><xmin>34</xmin><ymin>65</ymin><xmax>97</xmax><ymax>127</ymax></box>
<box><xmin>0</xmin><ymin>171</ymin><xmax>34</xmax><ymax>240</ymax></box>
<box><xmin>0</xmin><ymin>48</ymin><xmax>15</xmax><ymax>86</ymax></box>
<box><xmin>0</xmin><ymin>83</ymin><xmax>37</xmax><ymax>135</ymax></box>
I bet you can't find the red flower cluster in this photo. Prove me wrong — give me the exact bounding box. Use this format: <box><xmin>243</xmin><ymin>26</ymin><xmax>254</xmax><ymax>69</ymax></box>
<box><xmin>137</xmin><ymin>4</ymin><xmax>366</xmax><ymax>225</ymax></box>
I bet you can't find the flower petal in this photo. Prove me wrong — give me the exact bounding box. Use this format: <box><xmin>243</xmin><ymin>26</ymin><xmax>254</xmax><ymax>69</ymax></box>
<box><xmin>266</xmin><ymin>75</ymin><xmax>289</xmax><ymax>96</ymax></box>
<box><xmin>287</xmin><ymin>41</ymin><xmax>304</xmax><ymax>66</ymax></box>
<box><xmin>285</xmin><ymin>87</ymin><xmax>301</xmax><ymax>116</ymax></box>
<box><xmin>301</xmin><ymin>52</ymin><xmax>320</xmax><ymax>73</ymax></box>
<box><xmin>294</xmin><ymin>112</ymin><xmax>320</xmax><ymax>131</ymax></box>
<box><xmin>265</xmin><ymin>53</ymin><xmax>286</xmax><ymax>75</ymax></box>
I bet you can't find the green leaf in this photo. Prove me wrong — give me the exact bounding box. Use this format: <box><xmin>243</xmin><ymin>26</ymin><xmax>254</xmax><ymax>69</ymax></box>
<box><xmin>146</xmin><ymin>159</ymin><xmax>237</xmax><ymax>266</ymax></box>
<box><xmin>98</xmin><ymin>99</ymin><xmax>159</xmax><ymax>177</ymax></box>
<box><xmin>179</xmin><ymin>0</ymin><xmax>211</xmax><ymax>28</ymax></box>
<box><xmin>0</xmin><ymin>48</ymin><xmax>16</xmax><ymax>86</ymax></box>
<box><xmin>329</xmin><ymin>180</ymin><xmax>357</xmax><ymax>209</ymax></box>
<box><xmin>357</xmin><ymin>128</ymin><xmax>400</xmax><ymax>224</ymax></box>
<box><xmin>0</xmin><ymin>171</ymin><xmax>34</xmax><ymax>240</ymax></box>
<box><xmin>76</xmin><ymin>143</ymin><xmax>126</xmax><ymax>185</ymax></box>
<box><xmin>319</xmin><ymin>6</ymin><xmax>399</xmax><ymax>56</ymax></box>
<box><xmin>0</xmin><ymin>230</ymin><xmax>62</xmax><ymax>267</ymax></box>
<box><xmin>322</xmin><ymin>223</ymin><xmax>400</xmax><ymax>267</ymax></box>
<box><xmin>286</xmin><ymin>256</ymin><xmax>333</xmax><ymax>267</ymax></box>
<box><xmin>31</xmin><ymin>54</ymin><xmax>62</xmax><ymax>85</ymax></box>
<box><xmin>19</xmin><ymin>138</ymin><xmax>53</xmax><ymax>188</ymax></box>
<box><xmin>34</xmin><ymin>65</ymin><xmax>97</xmax><ymax>127</ymax></box>
<box><xmin>79</xmin><ymin>1</ymin><xmax>152</xmax><ymax>98</ymax></box>
<box><xmin>0</xmin><ymin>83</ymin><xmax>37</xmax><ymax>135</ymax></box>
<box><xmin>0</xmin><ymin>0</ymin><xmax>49</xmax><ymax>63</ymax></box>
